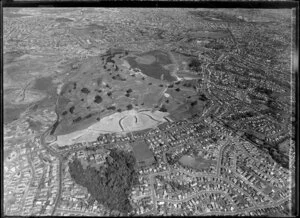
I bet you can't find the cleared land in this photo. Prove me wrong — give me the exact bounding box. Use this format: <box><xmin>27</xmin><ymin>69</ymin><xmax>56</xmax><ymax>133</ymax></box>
<box><xmin>5</xmin><ymin>89</ymin><xmax>47</xmax><ymax>105</ymax></box>
<box><xmin>53</xmin><ymin>109</ymin><xmax>169</xmax><ymax>146</ymax></box>
<box><xmin>135</xmin><ymin>55</ymin><xmax>156</xmax><ymax>65</ymax></box>
<box><xmin>179</xmin><ymin>155</ymin><xmax>217</xmax><ymax>170</ymax></box>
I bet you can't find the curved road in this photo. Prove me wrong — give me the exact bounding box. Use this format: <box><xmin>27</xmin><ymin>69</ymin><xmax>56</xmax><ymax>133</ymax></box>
<box><xmin>39</xmin><ymin>95</ymin><xmax>63</xmax><ymax>216</ymax></box>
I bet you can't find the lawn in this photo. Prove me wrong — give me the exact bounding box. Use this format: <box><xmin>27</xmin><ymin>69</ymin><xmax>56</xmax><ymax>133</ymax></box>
<box><xmin>179</xmin><ymin>155</ymin><xmax>216</xmax><ymax>170</ymax></box>
<box><xmin>131</xmin><ymin>140</ymin><xmax>154</xmax><ymax>163</ymax></box>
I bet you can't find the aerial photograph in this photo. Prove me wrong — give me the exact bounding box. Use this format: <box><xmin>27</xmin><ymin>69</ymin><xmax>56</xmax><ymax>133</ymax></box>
<box><xmin>3</xmin><ymin>7</ymin><xmax>296</xmax><ymax>216</ymax></box>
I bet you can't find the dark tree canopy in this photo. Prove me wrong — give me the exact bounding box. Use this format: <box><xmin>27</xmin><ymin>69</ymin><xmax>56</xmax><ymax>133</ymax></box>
<box><xmin>255</xmin><ymin>86</ymin><xmax>273</xmax><ymax>96</ymax></box>
<box><xmin>73</xmin><ymin>116</ymin><xmax>82</xmax><ymax>123</ymax></box>
<box><xmin>199</xmin><ymin>94</ymin><xmax>208</xmax><ymax>101</ymax></box>
<box><xmin>190</xmin><ymin>100</ymin><xmax>198</xmax><ymax>107</ymax></box>
<box><xmin>69</xmin><ymin>106</ymin><xmax>75</xmax><ymax>114</ymax></box>
<box><xmin>107</xmin><ymin>106</ymin><xmax>116</xmax><ymax>110</ymax></box>
<box><xmin>94</xmin><ymin>95</ymin><xmax>103</xmax><ymax>104</ymax></box>
<box><xmin>159</xmin><ymin>105</ymin><xmax>168</xmax><ymax>112</ymax></box>
<box><xmin>188</xmin><ymin>59</ymin><xmax>202</xmax><ymax>72</ymax></box>
<box><xmin>68</xmin><ymin>149</ymin><xmax>138</xmax><ymax>214</ymax></box>
<box><xmin>81</xmin><ymin>87</ymin><xmax>90</xmax><ymax>94</ymax></box>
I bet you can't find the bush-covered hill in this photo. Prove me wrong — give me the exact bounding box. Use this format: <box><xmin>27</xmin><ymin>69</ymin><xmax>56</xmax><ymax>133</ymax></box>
<box><xmin>68</xmin><ymin>149</ymin><xmax>139</xmax><ymax>214</ymax></box>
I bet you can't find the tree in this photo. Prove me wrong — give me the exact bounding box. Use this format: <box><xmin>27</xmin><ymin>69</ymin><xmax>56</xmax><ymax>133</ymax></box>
<box><xmin>68</xmin><ymin>149</ymin><xmax>138</xmax><ymax>214</ymax></box>
<box><xmin>188</xmin><ymin>59</ymin><xmax>202</xmax><ymax>72</ymax></box>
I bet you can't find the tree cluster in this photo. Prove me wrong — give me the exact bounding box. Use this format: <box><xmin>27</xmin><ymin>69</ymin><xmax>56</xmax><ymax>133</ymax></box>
<box><xmin>188</xmin><ymin>59</ymin><xmax>202</xmax><ymax>72</ymax></box>
<box><xmin>68</xmin><ymin>149</ymin><xmax>139</xmax><ymax>213</ymax></box>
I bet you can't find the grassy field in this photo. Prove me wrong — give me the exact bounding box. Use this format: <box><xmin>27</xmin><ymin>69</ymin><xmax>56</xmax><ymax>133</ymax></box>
<box><xmin>131</xmin><ymin>140</ymin><xmax>155</xmax><ymax>165</ymax></box>
<box><xmin>3</xmin><ymin>52</ymin><xmax>62</xmax><ymax>124</ymax></box>
<box><xmin>126</xmin><ymin>50</ymin><xmax>175</xmax><ymax>82</ymax></box>
<box><xmin>3</xmin><ymin>105</ymin><xmax>28</xmax><ymax>124</ymax></box>
<box><xmin>126</xmin><ymin>56</ymin><xmax>175</xmax><ymax>82</ymax></box>
<box><xmin>135</xmin><ymin>55</ymin><xmax>156</xmax><ymax>65</ymax></box>
<box><xmin>51</xmin><ymin>48</ymin><xmax>206</xmax><ymax>136</ymax></box>
<box><xmin>179</xmin><ymin>155</ymin><xmax>216</xmax><ymax>170</ymax></box>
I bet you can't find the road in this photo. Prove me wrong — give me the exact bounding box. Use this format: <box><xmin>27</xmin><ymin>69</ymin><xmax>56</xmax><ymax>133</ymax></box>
<box><xmin>146</xmin><ymin>167</ymin><xmax>258</xmax><ymax>208</ymax></box>
<box><xmin>39</xmin><ymin>107</ymin><xmax>63</xmax><ymax>216</ymax></box>
<box><xmin>151</xmin><ymin>169</ymin><xmax>289</xmax><ymax>215</ymax></box>
<box><xmin>156</xmin><ymin>190</ymin><xmax>233</xmax><ymax>204</ymax></box>
<box><xmin>199</xmin><ymin>197</ymin><xmax>289</xmax><ymax>216</ymax></box>
<box><xmin>235</xmin><ymin>172</ymin><xmax>273</xmax><ymax>202</ymax></box>
<box><xmin>37</xmin><ymin>82</ymin><xmax>288</xmax><ymax>216</ymax></box>
<box><xmin>51</xmin><ymin>160</ymin><xmax>63</xmax><ymax>215</ymax></box>
<box><xmin>145</xmin><ymin>162</ymin><xmax>289</xmax><ymax>214</ymax></box>
<box><xmin>143</xmin><ymin>118</ymin><xmax>288</xmax><ymax>212</ymax></box>
<box><xmin>171</xmin><ymin>167</ymin><xmax>261</xmax><ymax>206</ymax></box>
<box><xmin>232</xmin><ymin>153</ymin><xmax>237</xmax><ymax>172</ymax></box>
<box><xmin>55</xmin><ymin>208</ymin><xmax>101</xmax><ymax>216</ymax></box>
<box><xmin>237</xmin><ymin>144</ymin><xmax>280</xmax><ymax>184</ymax></box>
<box><xmin>148</xmin><ymin>175</ymin><xmax>157</xmax><ymax>215</ymax></box>
<box><xmin>20</xmin><ymin>152</ymin><xmax>36</xmax><ymax>215</ymax></box>
<box><xmin>216</xmin><ymin>139</ymin><xmax>232</xmax><ymax>176</ymax></box>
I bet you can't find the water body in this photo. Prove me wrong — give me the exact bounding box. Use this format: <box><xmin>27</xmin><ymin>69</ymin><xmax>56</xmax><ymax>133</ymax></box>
<box><xmin>126</xmin><ymin>50</ymin><xmax>176</xmax><ymax>82</ymax></box>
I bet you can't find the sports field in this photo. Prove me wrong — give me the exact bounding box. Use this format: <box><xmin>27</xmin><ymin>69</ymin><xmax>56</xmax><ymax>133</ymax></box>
<box><xmin>131</xmin><ymin>140</ymin><xmax>155</xmax><ymax>165</ymax></box>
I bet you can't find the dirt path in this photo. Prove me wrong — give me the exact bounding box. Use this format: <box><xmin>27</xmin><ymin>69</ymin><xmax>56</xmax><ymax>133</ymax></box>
<box><xmin>167</xmin><ymin>51</ymin><xmax>181</xmax><ymax>81</ymax></box>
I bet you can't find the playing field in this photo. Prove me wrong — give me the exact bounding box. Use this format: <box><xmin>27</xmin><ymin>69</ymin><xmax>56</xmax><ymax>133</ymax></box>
<box><xmin>131</xmin><ymin>140</ymin><xmax>155</xmax><ymax>165</ymax></box>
